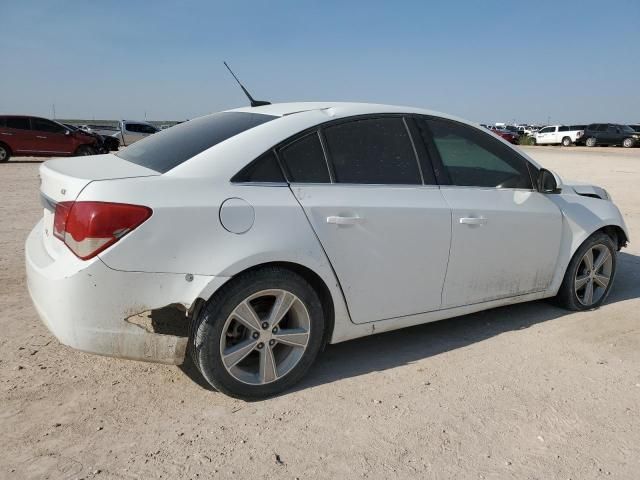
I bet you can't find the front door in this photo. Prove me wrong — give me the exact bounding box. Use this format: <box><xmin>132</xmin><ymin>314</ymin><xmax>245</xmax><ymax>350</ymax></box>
<box><xmin>31</xmin><ymin>118</ymin><xmax>76</xmax><ymax>155</ymax></box>
<box><xmin>417</xmin><ymin>116</ymin><xmax>562</xmax><ymax>308</ymax></box>
<box><xmin>279</xmin><ymin>118</ymin><xmax>452</xmax><ymax>324</ymax></box>
<box><xmin>4</xmin><ymin>116</ymin><xmax>37</xmax><ymax>154</ymax></box>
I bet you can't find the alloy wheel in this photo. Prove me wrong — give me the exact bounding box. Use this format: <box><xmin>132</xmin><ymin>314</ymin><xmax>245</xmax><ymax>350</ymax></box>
<box><xmin>219</xmin><ymin>289</ymin><xmax>311</xmax><ymax>385</ymax></box>
<box><xmin>0</xmin><ymin>147</ymin><xmax>7</xmax><ymax>161</ymax></box>
<box><xmin>574</xmin><ymin>244</ymin><xmax>613</xmax><ymax>306</ymax></box>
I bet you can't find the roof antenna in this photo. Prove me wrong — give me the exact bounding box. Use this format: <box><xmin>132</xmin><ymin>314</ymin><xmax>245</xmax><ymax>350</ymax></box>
<box><xmin>223</xmin><ymin>61</ymin><xmax>271</xmax><ymax>107</ymax></box>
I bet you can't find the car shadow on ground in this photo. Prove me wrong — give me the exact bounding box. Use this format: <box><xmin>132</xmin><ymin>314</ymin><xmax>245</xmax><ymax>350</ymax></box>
<box><xmin>179</xmin><ymin>251</ymin><xmax>640</xmax><ymax>396</ymax></box>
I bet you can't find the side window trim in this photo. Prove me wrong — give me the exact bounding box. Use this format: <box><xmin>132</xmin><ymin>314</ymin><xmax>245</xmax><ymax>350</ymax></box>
<box><xmin>405</xmin><ymin>116</ymin><xmax>437</xmax><ymax>185</ymax></box>
<box><xmin>417</xmin><ymin>115</ymin><xmax>537</xmax><ymax>190</ymax></box>
<box><xmin>275</xmin><ymin>129</ymin><xmax>332</xmax><ymax>184</ymax></box>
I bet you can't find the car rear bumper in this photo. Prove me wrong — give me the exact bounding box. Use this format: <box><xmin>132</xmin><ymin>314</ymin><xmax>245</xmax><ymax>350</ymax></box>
<box><xmin>25</xmin><ymin>220</ymin><xmax>216</xmax><ymax>365</ymax></box>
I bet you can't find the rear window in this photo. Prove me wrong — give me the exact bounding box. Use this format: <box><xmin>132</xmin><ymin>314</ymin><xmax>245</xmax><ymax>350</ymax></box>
<box><xmin>116</xmin><ymin>112</ymin><xmax>277</xmax><ymax>173</ymax></box>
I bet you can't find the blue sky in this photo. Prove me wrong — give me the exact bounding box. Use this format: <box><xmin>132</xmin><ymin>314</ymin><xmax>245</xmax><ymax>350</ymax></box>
<box><xmin>2</xmin><ymin>1</ymin><xmax>639</xmax><ymax>123</ymax></box>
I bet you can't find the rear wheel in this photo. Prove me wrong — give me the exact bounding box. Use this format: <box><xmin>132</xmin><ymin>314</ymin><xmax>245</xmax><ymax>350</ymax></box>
<box><xmin>623</xmin><ymin>138</ymin><xmax>634</xmax><ymax>148</ymax></box>
<box><xmin>191</xmin><ymin>267</ymin><xmax>326</xmax><ymax>399</ymax></box>
<box><xmin>561</xmin><ymin>136</ymin><xmax>572</xmax><ymax>147</ymax></box>
<box><xmin>0</xmin><ymin>143</ymin><xmax>10</xmax><ymax>162</ymax></box>
<box><xmin>586</xmin><ymin>137</ymin><xmax>597</xmax><ymax>147</ymax></box>
<box><xmin>74</xmin><ymin>145</ymin><xmax>95</xmax><ymax>156</ymax></box>
<box><xmin>556</xmin><ymin>232</ymin><xmax>617</xmax><ymax>311</ymax></box>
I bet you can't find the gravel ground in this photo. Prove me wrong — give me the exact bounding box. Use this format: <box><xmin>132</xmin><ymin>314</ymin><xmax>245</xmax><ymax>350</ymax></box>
<box><xmin>1</xmin><ymin>146</ymin><xmax>639</xmax><ymax>479</ymax></box>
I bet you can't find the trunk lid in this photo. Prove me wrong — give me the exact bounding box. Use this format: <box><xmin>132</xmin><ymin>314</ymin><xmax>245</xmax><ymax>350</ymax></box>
<box><xmin>39</xmin><ymin>154</ymin><xmax>159</xmax><ymax>258</ymax></box>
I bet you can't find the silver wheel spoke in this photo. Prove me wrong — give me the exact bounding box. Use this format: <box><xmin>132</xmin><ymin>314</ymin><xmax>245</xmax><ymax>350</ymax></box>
<box><xmin>594</xmin><ymin>249</ymin><xmax>611</xmax><ymax>271</ymax></box>
<box><xmin>583</xmin><ymin>279</ymin><xmax>594</xmax><ymax>305</ymax></box>
<box><xmin>223</xmin><ymin>339</ymin><xmax>258</xmax><ymax>369</ymax></box>
<box><xmin>233</xmin><ymin>301</ymin><xmax>262</xmax><ymax>332</ymax></box>
<box><xmin>583</xmin><ymin>249</ymin><xmax>594</xmax><ymax>271</ymax></box>
<box><xmin>259</xmin><ymin>346</ymin><xmax>278</xmax><ymax>383</ymax></box>
<box><xmin>268</xmin><ymin>291</ymin><xmax>296</xmax><ymax>328</ymax></box>
<box><xmin>594</xmin><ymin>274</ymin><xmax>610</xmax><ymax>289</ymax></box>
<box><xmin>575</xmin><ymin>274</ymin><xmax>590</xmax><ymax>290</ymax></box>
<box><xmin>274</xmin><ymin>328</ymin><xmax>309</xmax><ymax>348</ymax></box>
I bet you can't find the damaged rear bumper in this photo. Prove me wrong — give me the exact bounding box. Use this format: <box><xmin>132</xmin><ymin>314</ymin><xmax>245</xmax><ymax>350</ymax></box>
<box><xmin>25</xmin><ymin>220</ymin><xmax>221</xmax><ymax>365</ymax></box>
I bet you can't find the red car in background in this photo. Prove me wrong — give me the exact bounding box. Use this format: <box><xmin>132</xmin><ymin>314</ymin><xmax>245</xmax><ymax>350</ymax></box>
<box><xmin>0</xmin><ymin>115</ymin><xmax>97</xmax><ymax>162</ymax></box>
<box><xmin>489</xmin><ymin>126</ymin><xmax>520</xmax><ymax>145</ymax></box>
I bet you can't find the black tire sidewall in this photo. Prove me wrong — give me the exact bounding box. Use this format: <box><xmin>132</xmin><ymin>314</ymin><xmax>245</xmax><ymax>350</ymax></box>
<box><xmin>192</xmin><ymin>267</ymin><xmax>325</xmax><ymax>400</ymax></box>
<box><xmin>557</xmin><ymin>232</ymin><xmax>617</xmax><ymax>311</ymax></box>
<box><xmin>0</xmin><ymin>144</ymin><xmax>9</xmax><ymax>162</ymax></box>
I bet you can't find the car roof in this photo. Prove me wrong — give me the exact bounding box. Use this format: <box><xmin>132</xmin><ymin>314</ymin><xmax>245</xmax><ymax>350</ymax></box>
<box><xmin>167</xmin><ymin>102</ymin><xmax>544</xmax><ymax>177</ymax></box>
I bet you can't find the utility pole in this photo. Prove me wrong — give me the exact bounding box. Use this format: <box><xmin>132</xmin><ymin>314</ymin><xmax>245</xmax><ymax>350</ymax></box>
<box><xmin>52</xmin><ymin>104</ymin><xmax>56</xmax><ymax>119</ymax></box>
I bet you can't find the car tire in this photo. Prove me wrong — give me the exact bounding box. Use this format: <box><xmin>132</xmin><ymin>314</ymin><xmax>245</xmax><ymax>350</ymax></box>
<box><xmin>622</xmin><ymin>138</ymin><xmax>634</xmax><ymax>148</ymax></box>
<box><xmin>585</xmin><ymin>137</ymin><xmax>597</xmax><ymax>147</ymax></box>
<box><xmin>191</xmin><ymin>266</ymin><xmax>326</xmax><ymax>400</ymax></box>
<box><xmin>0</xmin><ymin>143</ymin><xmax>10</xmax><ymax>163</ymax></box>
<box><xmin>74</xmin><ymin>145</ymin><xmax>96</xmax><ymax>156</ymax></box>
<box><xmin>561</xmin><ymin>137</ymin><xmax>572</xmax><ymax>147</ymax></box>
<box><xmin>555</xmin><ymin>232</ymin><xmax>617</xmax><ymax>311</ymax></box>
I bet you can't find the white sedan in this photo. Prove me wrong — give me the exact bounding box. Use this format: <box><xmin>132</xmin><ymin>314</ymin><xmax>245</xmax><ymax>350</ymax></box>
<box><xmin>26</xmin><ymin>102</ymin><xmax>629</xmax><ymax>399</ymax></box>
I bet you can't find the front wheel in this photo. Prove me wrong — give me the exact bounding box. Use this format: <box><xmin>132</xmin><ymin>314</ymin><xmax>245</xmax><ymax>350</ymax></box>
<box><xmin>74</xmin><ymin>145</ymin><xmax>96</xmax><ymax>156</ymax></box>
<box><xmin>191</xmin><ymin>267</ymin><xmax>326</xmax><ymax>399</ymax></box>
<box><xmin>556</xmin><ymin>232</ymin><xmax>617</xmax><ymax>311</ymax></box>
<box><xmin>622</xmin><ymin>138</ymin><xmax>634</xmax><ymax>148</ymax></box>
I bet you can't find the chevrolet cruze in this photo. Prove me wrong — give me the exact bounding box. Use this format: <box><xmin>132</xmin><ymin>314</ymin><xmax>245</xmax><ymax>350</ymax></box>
<box><xmin>26</xmin><ymin>102</ymin><xmax>629</xmax><ymax>399</ymax></box>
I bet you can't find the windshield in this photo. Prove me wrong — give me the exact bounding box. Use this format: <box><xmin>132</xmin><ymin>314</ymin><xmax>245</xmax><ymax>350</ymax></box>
<box><xmin>116</xmin><ymin>112</ymin><xmax>277</xmax><ymax>173</ymax></box>
<box><xmin>622</xmin><ymin>125</ymin><xmax>635</xmax><ymax>133</ymax></box>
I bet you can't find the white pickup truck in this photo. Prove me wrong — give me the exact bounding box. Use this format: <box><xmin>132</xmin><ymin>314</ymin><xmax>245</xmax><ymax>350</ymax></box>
<box><xmin>535</xmin><ymin>125</ymin><xmax>586</xmax><ymax>146</ymax></box>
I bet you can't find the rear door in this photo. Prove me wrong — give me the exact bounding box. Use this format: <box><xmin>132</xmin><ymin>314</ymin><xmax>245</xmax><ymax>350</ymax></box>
<box><xmin>417</xmin><ymin>116</ymin><xmax>562</xmax><ymax>308</ymax></box>
<box><xmin>3</xmin><ymin>116</ymin><xmax>37</xmax><ymax>154</ymax></box>
<box><xmin>31</xmin><ymin>118</ymin><xmax>76</xmax><ymax>155</ymax></box>
<box><xmin>284</xmin><ymin>116</ymin><xmax>452</xmax><ymax>324</ymax></box>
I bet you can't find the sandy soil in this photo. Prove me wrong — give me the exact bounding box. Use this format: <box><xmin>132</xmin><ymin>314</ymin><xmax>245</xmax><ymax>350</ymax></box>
<box><xmin>1</xmin><ymin>146</ymin><xmax>639</xmax><ymax>479</ymax></box>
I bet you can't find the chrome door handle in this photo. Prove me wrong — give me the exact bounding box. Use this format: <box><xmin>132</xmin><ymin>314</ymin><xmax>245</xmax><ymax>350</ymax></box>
<box><xmin>327</xmin><ymin>215</ymin><xmax>362</xmax><ymax>225</ymax></box>
<box><xmin>459</xmin><ymin>217</ymin><xmax>487</xmax><ymax>225</ymax></box>
<box><xmin>36</xmin><ymin>136</ymin><xmax>47</xmax><ymax>139</ymax></box>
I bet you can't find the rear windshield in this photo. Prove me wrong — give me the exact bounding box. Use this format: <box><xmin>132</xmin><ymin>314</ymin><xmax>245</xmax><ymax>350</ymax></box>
<box><xmin>116</xmin><ymin>112</ymin><xmax>277</xmax><ymax>173</ymax></box>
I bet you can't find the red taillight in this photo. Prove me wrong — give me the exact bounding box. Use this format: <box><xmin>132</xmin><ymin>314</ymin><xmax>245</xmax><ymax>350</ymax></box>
<box><xmin>53</xmin><ymin>201</ymin><xmax>152</xmax><ymax>260</ymax></box>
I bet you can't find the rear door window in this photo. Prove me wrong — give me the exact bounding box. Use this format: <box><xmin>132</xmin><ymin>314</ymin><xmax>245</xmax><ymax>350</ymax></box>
<box><xmin>558</xmin><ymin>126</ymin><xmax>569</xmax><ymax>132</ymax></box>
<box><xmin>117</xmin><ymin>112</ymin><xmax>277</xmax><ymax>173</ymax></box>
<box><xmin>322</xmin><ymin>117</ymin><xmax>421</xmax><ymax>184</ymax></box>
<box><xmin>232</xmin><ymin>151</ymin><xmax>285</xmax><ymax>183</ymax></box>
<box><xmin>278</xmin><ymin>132</ymin><xmax>330</xmax><ymax>183</ymax></box>
<box><xmin>6</xmin><ymin>117</ymin><xmax>31</xmax><ymax>130</ymax></box>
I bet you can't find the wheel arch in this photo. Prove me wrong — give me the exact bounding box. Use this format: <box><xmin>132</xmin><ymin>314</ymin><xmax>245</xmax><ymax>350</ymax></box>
<box><xmin>0</xmin><ymin>141</ymin><xmax>12</xmax><ymax>155</ymax></box>
<box><xmin>192</xmin><ymin>261</ymin><xmax>337</xmax><ymax>348</ymax></box>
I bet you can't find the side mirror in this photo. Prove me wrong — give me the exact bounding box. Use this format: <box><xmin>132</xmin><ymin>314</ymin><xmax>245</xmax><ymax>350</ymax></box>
<box><xmin>537</xmin><ymin>168</ymin><xmax>561</xmax><ymax>194</ymax></box>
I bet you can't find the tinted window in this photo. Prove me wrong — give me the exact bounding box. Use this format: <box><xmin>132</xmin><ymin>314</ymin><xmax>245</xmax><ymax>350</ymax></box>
<box><xmin>424</xmin><ymin>118</ymin><xmax>533</xmax><ymax>189</ymax></box>
<box><xmin>232</xmin><ymin>151</ymin><xmax>285</xmax><ymax>183</ymax></box>
<box><xmin>608</xmin><ymin>125</ymin><xmax>618</xmax><ymax>133</ymax></box>
<box><xmin>323</xmin><ymin>117</ymin><xmax>421</xmax><ymax>184</ymax></box>
<box><xmin>597</xmin><ymin>124</ymin><xmax>609</xmax><ymax>132</ymax></box>
<box><xmin>0</xmin><ymin>117</ymin><xmax>5</xmax><ymax>127</ymax></box>
<box><xmin>571</xmin><ymin>125</ymin><xmax>586</xmax><ymax>131</ymax></box>
<box><xmin>6</xmin><ymin>117</ymin><xmax>30</xmax><ymax>130</ymax></box>
<box><xmin>559</xmin><ymin>126</ymin><xmax>569</xmax><ymax>132</ymax></box>
<box><xmin>622</xmin><ymin>125</ymin><xmax>635</xmax><ymax>133</ymax></box>
<box><xmin>539</xmin><ymin>127</ymin><xmax>554</xmax><ymax>133</ymax></box>
<box><xmin>32</xmin><ymin>118</ymin><xmax>66</xmax><ymax>134</ymax></box>
<box><xmin>117</xmin><ymin>112</ymin><xmax>276</xmax><ymax>173</ymax></box>
<box><xmin>279</xmin><ymin>132</ymin><xmax>330</xmax><ymax>183</ymax></box>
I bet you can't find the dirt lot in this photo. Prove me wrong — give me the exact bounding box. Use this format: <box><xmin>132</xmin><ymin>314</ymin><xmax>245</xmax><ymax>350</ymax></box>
<box><xmin>1</xmin><ymin>146</ymin><xmax>639</xmax><ymax>479</ymax></box>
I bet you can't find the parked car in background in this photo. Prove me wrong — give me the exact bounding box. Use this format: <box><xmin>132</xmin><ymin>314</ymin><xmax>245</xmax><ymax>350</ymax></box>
<box><xmin>535</xmin><ymin>125</ymin><xmax>585</xmax><ymax>146</ymax></box>
<box><xmin>577</xmin><ymin>124</ymin><xmax>639</xmax><ymax>148</ymax></box>
<box><xmin>111</xmin><ymin>120</ymin><xmax>159</xmax><ymax>147</ymax></box>
<box><xmin>491</xmin><ymin>127</ymin><xmax>519</xmax><ymax>144</ymax></box>
<box><xmin>0</xmin><ymin>115</ymin><xmax>97</xmax><ymax>162</ymax></box>
<box><xmin>26</xmin><ymin>102</ymin><xmax>628</xmax><ymax>399</ymax></box>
